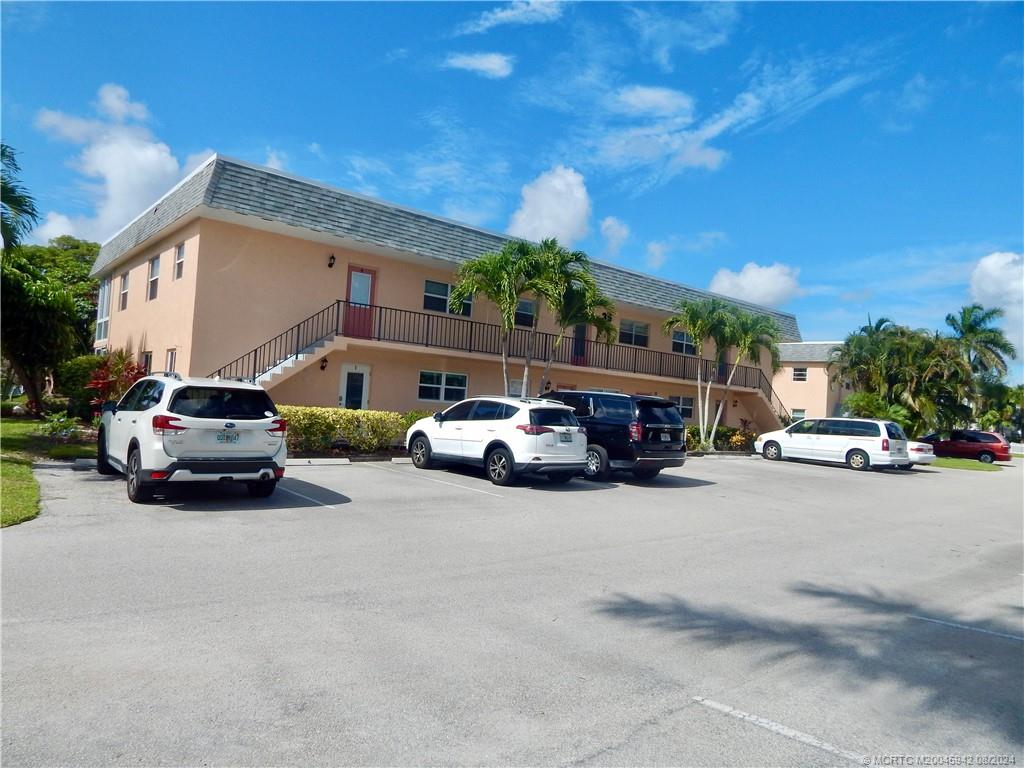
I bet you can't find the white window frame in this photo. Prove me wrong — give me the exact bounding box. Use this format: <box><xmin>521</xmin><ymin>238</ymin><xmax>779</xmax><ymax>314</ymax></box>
<box><xmin>791</xmin><ymin>408</ymin><xmax>806</xmax><ymax>421</ymax></box>
<box><xmin>423</xmin><ymin>280</ymin><xmax>472</xmax><ymax>316</ymax></box>
<box><xmin>671</xmin><ymin>330</ymin><xmax>696</xmax><ymax>356</ymax></box>
<box><xmin>668</xmin><ymin>395</ymin><xmax>694</xmax><ymax>419</ymax></box>
<box><xmin>792</xmin><ymin>367</ymin><xmax>808</xmax><ymax>382</ymax></box>
<box><xmin>165</xmin><ymin>348</ymin><xmax>177</xmax><ymax>373</ymax></box>
<box><xmin>173</xmin><ymin>243</ymin><xmax>185</xmax><ymax>280</ymax></box>
<box><xmin>619</xmin><ymin>319</ymin><xmax>650</xmax><ymax>348</ymax></box>
<box><xmin>95</xmin><ymin>278</ymin><xmax>111</xmax><ymax>343</ymax></box>
<box><xmin>118</xmin><ymin>272</ymin><xmax>129</xmax><ymax>311</ymax></box>
<box><xmin>418</xmin><ymin>370</ymin><xmax>468</xmax><ymax>402</ymax></box>
<box><xmin>514</xmin><ymin>298</ymin><xmax>536</xmax><ymax>328</ymax></box>
<box><xmin>147</xmin><ymin>256</ymin><xmax>160</xmax><ymax>301</ymax></box>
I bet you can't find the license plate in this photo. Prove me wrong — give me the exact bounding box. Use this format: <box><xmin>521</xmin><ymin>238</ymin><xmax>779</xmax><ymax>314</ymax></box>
<box><xmin>559</xmin><ymin>432</ymin><xmax>572</xmax><ymax>443</ymax></box>
<box><xmin>660</xmin><ymin>432</ymin><xmax>671</xmax><ymax>442</ymax></box>
<box><xmin>216</xmin><ymin>431</ymin><xmax>240</xmax><ymax>444</ymax></box>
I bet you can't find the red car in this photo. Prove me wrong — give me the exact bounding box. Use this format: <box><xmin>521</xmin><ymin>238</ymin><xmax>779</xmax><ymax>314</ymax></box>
<box><xmin>920</xmin><ymin>430</ymin><xmax>1011</xmax><ymax>463</ymax></box>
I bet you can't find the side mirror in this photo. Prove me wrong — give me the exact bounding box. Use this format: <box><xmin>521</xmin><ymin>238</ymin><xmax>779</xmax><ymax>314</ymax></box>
<box><xmin>433</xmin><ymin>411</ymin><xmax>444</xmax><ymax>422</ymax></box>
<box><xmin>102</xmin><ymin>400</ymin><xmax>117</xmax><ymax>414</ymax></box>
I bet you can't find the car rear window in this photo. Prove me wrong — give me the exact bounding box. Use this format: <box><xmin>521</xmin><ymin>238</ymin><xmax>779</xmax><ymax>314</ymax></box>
<box><xmin>885</xmin><ymin>423</ymin><xmax>907</xmax><ymax>440</ymax></box>
<box><xmin>638</xmin><ymin>401</ymin><xmax>685</xmax><ymax>425</ymax></box>
<box><xmin>530</xmin><ymin>408</ymin><xmax>579</xmax><ymax>427</ymax></box>
<box><xmin>974</xmin><ymin>432</ymin><xmax>1002</xmax><ymax>443</ymax></box>
<box><xmin>593</xmin><ymin>396</ymin><xmax>634</xmax><ymax>421</ymax></box>
<box><xmin>168</xmin><ymin>387</ymin><xmax>277</xmax><ymax>420</ymax></box>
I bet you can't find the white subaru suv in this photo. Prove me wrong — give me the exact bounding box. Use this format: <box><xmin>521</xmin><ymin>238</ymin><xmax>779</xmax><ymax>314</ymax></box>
<box><xmin>405</xmin><ymin>396</ymin><xmax>587</xmax><ymax>485</ymax></box>
<box><xmin>97</xmin><ymin>373</ymin><xmax>287</xmax><ymax>502</ymax></box>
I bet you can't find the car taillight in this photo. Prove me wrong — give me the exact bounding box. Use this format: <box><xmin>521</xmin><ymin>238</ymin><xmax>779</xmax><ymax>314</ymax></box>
<box><xmin>267</xmin><ymin>418</ymin><xmax>287</xmax><ymax>436</ymax></box>
<box><xmin>629</xmin><ymin>422</ymin><xmax>643</xmax><ymax>442</ymax></box>
<box><xmin>517</xmin><ymin>424</ymin><xmax>554</xmax><ymax>435</ymax></box>
<box><xmin>882</xmin><ymin>438</ymin><xmax>890</xmax><ymax>452</ymax></box>
<box><xmin>152</xmin><ymin>414</ymin><xmax>187</xmax><ymax>435</ymax></box>
<box><xmin>577</xmin><ymin>426</ymin><xmax>586</xmax><ymax>435</ymax></box>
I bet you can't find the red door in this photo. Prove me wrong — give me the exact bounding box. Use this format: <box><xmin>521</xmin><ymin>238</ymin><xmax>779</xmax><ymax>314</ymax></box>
<box><xmin>344</xmin><ymin>266</ymin><xmax>376</xmax><ymax>339</ymax></box>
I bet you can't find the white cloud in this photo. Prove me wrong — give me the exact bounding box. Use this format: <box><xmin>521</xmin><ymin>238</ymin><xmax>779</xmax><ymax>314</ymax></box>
<box><xmin>442</xmin><ymin>52</ymin><xmax>515</xmax><ymax>79</ymax></box>
<box><xmin>627</xmin><ymin>4</ymin><xmax>740</xmax><ymax>71</ymax></box>
<box><xmin>600</xmin><ymin>216</ymin><xmax>629</xmax><ymax>257</ymax></box>
<box><xmin>680</xmin><ymin>230</ymin><xmax>728</xmax><ymax>252</ymax></box>
<box><xmin>507</xmin><ymin>165</ymin><xmax>591</xmax><ymax>245</ymax></box>
<box><xmin>95</xmin><ymin>83</ymin><xmax>148</xmax><ymax>122</ymax></box>
<box><xmin>969</xmin><ymin>251</ymin><xmax>1024</xmax><ymax>354</ymax></box>
<box><xmin>709</xmin><ymin>262</ymin><xmax>803</xmax><ymax>307</ymax></box>
<box><xmin>881</xmin><ymin>73</ymin><xmax>936</xmax><ymax>133</ymax></box>
<box><xmin>609</xmin><ymin>86</ymin><xmax>694</xmax><ymax>119</ymax></box>
<box><xmin>457</xmin><ymin>0</ymin><xmax>562</xmax><ymax>35</ymax></box>
<box><xmin>308</xmin><ymin>142</ymin><xmax>326</xmax><ymax>160</ymax></box>
<box><xmin>645</xmin><ymin>241</ymin><xmax>669</xmax><ymax>271</ymax></box>
<box><xmin>34</xmin><ymin>84</ymin><xmax>183</xmax><ymax>243</ymax></box>
<box><xmin>265</xmin><ymin>148</ymin><xmax>287</xmax><ymax>170</ymax></box>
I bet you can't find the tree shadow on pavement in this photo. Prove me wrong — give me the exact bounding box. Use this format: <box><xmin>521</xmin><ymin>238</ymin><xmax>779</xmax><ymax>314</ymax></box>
<box><xmin>594</xmin><ymin>583</ymin><xmax>1024</xmax><ymax>745</ymax></box>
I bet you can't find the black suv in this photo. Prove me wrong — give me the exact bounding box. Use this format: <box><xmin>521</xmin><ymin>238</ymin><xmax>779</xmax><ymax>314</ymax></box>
<box><xmin>544</xmin><ymin>391</ymin><xmax>686</xmax><ymax>480</ymax></box>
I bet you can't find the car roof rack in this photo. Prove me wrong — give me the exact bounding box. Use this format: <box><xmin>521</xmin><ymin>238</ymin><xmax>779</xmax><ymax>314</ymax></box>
<box><xmin>148</xmin><ymin>371</ymin><xmax>182</xmax><ymax>380</ymax></box>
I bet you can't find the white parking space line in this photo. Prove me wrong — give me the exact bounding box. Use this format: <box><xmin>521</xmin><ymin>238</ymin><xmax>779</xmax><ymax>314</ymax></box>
<box><xmin>363</xmin><ymin>463</ymin><xmax>504</xmax><ymax>498</ymax></box>
<box><xmin>907</xmin><ymin>614</ymin><xmax>1024</xmax><ymax>642</ymax></box>
<box><xmin>277</xmin><ymin>484</ymin><xmax>336</xmax><ymax>509</ymax></box>
<box><xmin>692</xmin><ymin>697</ymin><xmax>867</xmax><ymax>765</ymax></box>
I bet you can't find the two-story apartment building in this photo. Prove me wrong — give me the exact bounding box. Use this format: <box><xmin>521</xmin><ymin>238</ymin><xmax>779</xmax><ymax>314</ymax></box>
<box><xmin>772</xmin><ymin>342</ymin><xmax>846</xmax><ymax>421</ymax></box>
<box><xmin>90</xmin><ymin>155</ymin><xmax>801</xmax><ymax>432</ymax></box>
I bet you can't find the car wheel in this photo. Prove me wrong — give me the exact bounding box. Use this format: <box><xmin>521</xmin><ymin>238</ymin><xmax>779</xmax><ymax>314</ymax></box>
<box><xmin>584</xmin><ymin>445</ymin><xmax>611</xmax><ymax>481</ymax></box>
<box><xmin>126</xmin><ymin>449</ymin><xmax>154</xmax><ymax>503</ymax></box>
<box><xmin>632</xmin><ymin>466</ymin><xmax>661</xmax><ymax>480</ymax></box>
<box><xmin>548</xmin><ymin>472</ymin><xmax>575</xmax><ymax>484</ymax></box>
<box><xmin>978</xmin><ymin>451</ymin><xmax>995</xmax><ymax>464</ymax></box>
<box><xmin>486</xmin><ymin>447</ymin><xmax>515</xmax><ymax>486</ymax></box>
<box><xmin>410</xmin><ymin>436</ymin><xmax>434</xmax><ymax>469</ymax></box>
<box><xmin>96</xmin><ymin>430</ymin><xmax>118</xmax><ymax>475</ymax></box>
<box><xmin>846</xmin><ymin>449</ymin><xmax>870</xmax><ymax>471</ymax></box>
<box><xmin>247</xmin><ymin>480</ymin><xmax>277</xmax><ymax>498</ymax></box>
<box><xmin>762</xmin><ymin>441</ymin><xmax>782</xmax><ymax>461</ymax></box>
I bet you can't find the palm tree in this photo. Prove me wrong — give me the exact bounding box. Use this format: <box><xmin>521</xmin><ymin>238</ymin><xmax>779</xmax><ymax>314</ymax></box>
<box><xmin>945</xmin><ymin>304</ymin><xmax>1017</xmax><ymax>376</ymax></box>
<box><xmin>828</xmin><ymin>316</ymin><xmax>894</xmax><ymax>395</ymax></box>
<box><xmin>449</xmin><ymin>240</ymin><xmax>543</xmax><ymax>397</ymax></box>
<box><xmin>537</xmin><ymin>281</ymin><xmax>616</xmax><ymax>394</ymax></box>
<box><xmin>1</xmin><ymin>144</ymin><xmax>39</xmax><ymax>251</ymax></box>
<box><xmin>662</xmin><ymin>297</ymin><xmax>732</xmax><ymax>448</ymax></box>
<box><xmin>707</xmin><ymin>310</ymin><xmax>781</xmax><ymax>445</ymax></box>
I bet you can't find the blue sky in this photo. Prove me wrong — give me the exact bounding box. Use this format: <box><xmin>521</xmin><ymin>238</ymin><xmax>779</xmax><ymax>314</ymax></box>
<box><xmin>3</xmin><ymin>1</ymin><xmax>1022</xmax><ymax>375</ymax></box>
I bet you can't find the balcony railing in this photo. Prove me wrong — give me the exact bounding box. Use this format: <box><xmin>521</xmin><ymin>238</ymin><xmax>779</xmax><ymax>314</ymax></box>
<box><xmin>212</xmin><ymin>299</ymin><xmax>790</xmax><ymax>422</ymax></box>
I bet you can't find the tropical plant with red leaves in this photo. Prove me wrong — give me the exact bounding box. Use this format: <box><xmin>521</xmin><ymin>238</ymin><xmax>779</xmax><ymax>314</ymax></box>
<box><xmin>86</xmin><ymin>349</ymin><xmax>145</xmax><ymax>405</ymax></box>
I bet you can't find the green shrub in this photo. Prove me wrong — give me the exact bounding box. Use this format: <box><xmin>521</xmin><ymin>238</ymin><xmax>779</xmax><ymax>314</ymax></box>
<box><xmin>55</xmin><ymin>354</ymin><xmax>105</xmax><ymax>418</ymax></box>
<box><xmin>277</xmin><ymin>405</ymin><xmax>346</xmax><ymax>453</ymax></box>
<box><xmin>401</xmin><ymin>409</ymin><xmax>433</xmax><ymax>432</ymax></box>
<box><xmin>277</xmin><ymin>405</ymin><xmax>408</xmax><ymax>454</ymax></box>
<box><xmin>338</xmin><ymin>409</ymin><xmax>405</xmax><ymax>453</ymax></box>
<box><xmin>38</xmin><ymin>411</ymin><xmax>81</xmax><ymax>443</ymax></box>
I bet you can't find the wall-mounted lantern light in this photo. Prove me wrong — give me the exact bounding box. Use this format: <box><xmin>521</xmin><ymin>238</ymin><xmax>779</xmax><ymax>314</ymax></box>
<box><xmin>327</xmin><ymin>254</ymin><xmax>336</xmax><ymax>268</ymax></box>
<box><xmin>320</xmin><ymin>358</ymin><xmax>328</xmax><ymax>371</ymax></box>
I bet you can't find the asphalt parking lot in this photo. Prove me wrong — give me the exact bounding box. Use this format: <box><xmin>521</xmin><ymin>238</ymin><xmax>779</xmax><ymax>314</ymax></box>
<box><xmin>3</xmin><ymin>456</ymin><xmax>1022</xmax><ymax>766</ymax></box>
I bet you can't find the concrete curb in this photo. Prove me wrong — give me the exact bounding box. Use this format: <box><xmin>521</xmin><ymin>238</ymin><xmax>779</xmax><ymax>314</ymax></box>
<box><xmin>391</xmin><ymin>457</ymin><xmax>413</xmax><ymax>464</ymax></box>
<box><xmin>73</xmin><ymin>459</ymin><xmax>97</xmax><ymax>471</ymax></box>
<box><xmin>687</xmin><ymin>453</ymin><xmax>758</xmax><ymax>459</ymax></box>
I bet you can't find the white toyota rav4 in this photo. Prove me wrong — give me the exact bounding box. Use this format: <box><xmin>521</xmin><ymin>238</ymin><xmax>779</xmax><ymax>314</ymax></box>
<box><xmin>405</xmin><ymin>396</ymin><xmax>587</xmax><ymax>485</ymax></box>
<box><xmin>97</xmin><ymin>373</ymin><xmax>287</xmax><ymax>502</ymax></box>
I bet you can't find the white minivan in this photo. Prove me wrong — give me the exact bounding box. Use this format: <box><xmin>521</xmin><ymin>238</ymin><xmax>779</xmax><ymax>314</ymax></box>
<box><xmin>754</xmin><ymin>418</ymin><xmax>909</xmax><ymax>470</ymax></box>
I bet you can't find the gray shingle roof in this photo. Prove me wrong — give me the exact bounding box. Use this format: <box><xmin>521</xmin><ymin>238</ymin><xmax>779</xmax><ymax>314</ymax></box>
<box><xmin>94</xmin><ymin>155</ymin><xmax>802</xmax><ymax>341</ymax></box>
<box><xmin>779</xmin><ymin>342</ymin><xmax>840</xmax><ymax>362</ymax></box>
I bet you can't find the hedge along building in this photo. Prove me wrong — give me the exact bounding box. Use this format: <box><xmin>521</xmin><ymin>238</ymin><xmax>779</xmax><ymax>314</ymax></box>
<box><xmin>89</xmin><ymin>155</ymin><xmax>800</xmax><ymax>432</ymax></box>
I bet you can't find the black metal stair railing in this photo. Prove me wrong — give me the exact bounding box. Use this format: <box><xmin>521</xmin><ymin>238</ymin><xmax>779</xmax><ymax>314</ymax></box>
<box><xmin>211</xmin><ymin>298</ymin><xmax>789</xmax><ymax>420</ymax></box>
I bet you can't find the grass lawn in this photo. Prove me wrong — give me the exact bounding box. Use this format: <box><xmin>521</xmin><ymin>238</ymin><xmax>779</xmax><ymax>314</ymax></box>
<box><xmin>1</xmin><ymin>418</ymin><xmax>97</xmax><ymax>527</ymax></box>
<box><xmin>932</xmin><ymin>456</ymin><xmax>1002</xmax><ymax>472</ymax></box>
